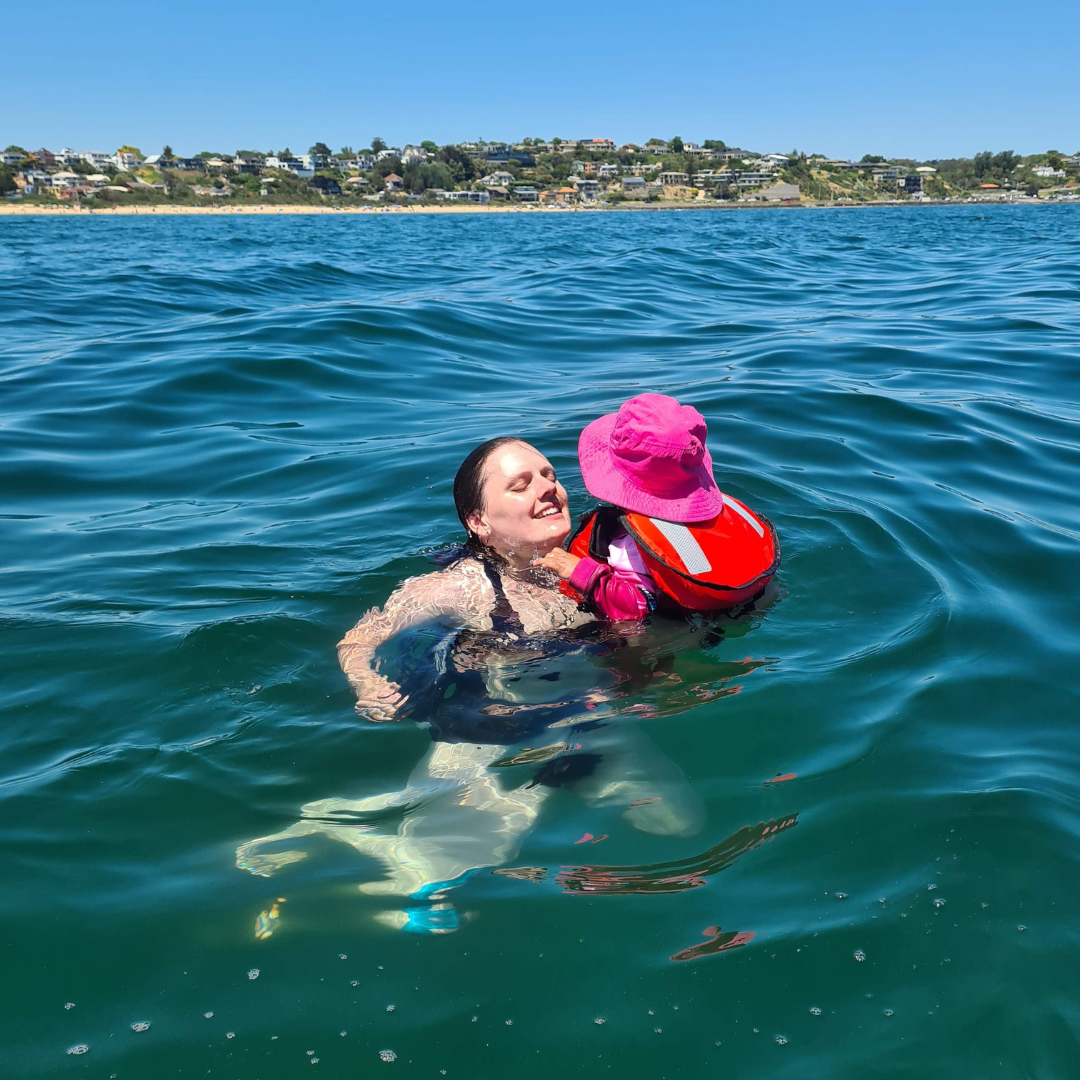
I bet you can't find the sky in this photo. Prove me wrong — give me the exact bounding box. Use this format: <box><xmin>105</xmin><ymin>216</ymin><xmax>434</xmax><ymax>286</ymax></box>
<box><xmin>5</xmin><ymin>0</ymin><xmax>1078</xmax><ymax>161</ymax></box>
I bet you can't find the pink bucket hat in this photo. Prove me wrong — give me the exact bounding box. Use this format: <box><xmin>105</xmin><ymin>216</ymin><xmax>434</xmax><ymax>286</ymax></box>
<box><xmin>578</xmin><ymin>393</ymin><xmax>723</xmax><ymax>523</ymax></box>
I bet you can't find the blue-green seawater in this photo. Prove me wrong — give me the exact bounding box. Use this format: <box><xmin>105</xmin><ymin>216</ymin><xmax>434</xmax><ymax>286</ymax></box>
<box><xmin>3</xmin><ymin>206</ymin><xmax>1080</xmax><ymax>1078</ymax></box>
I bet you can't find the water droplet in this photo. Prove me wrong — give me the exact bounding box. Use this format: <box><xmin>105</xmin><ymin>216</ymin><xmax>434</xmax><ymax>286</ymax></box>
<box><xmin>379</xmin><ymin>1049</ymin><xmax>397</xmax><ymax>1062</ymax></box>
<box><xmin>654</xmin><ymin>1028</ymin><xmax>662</xmax><ymax>1034</ymax></box>
<box><xmin>878</xmin><ymin>898</ymin><xmax>886</xmax><ymax>904</ymax></box>
<box><xmin>505</xmin><ymin>1019</ymin><xmax>513</xmax><ymax>1026</ymax></box>
<box><xmin>307</xmin><ymin>1050</ymin><xmax>315</xmax><ymax>1055</ymax></box>
<box><xmin>647</xmin><ymin>1010</ymin><xmax>654</xmax><ymax>1016</ymax></box>
<box><xmin>340</xmin><ymin>1031</ymin><xmax>347</xmax><ymax>1036</ymax></box>
<box><xmin>130</xmin><ymin>1022</ymin><xmax>150</xmax><ymax>1032</ymax></box>
<box><xmin>865</xmin><ymin>993</ymin><xmax>873</xmax><ymax>999</ymax></box>
<box><xmin>901</xmin><ymin>913</ymin><xmax>907</xmax><ymax>918</ymax></box>
<box><xmin>67</xmin><ymin>1045</ymin><xmax>89</xmax><ymax>1056</ymax></box>
<box><xmin>351</xmin><ymin>980</ymin><xmax>359</xmax><ymax>987</ymax></box>
<box><xmin>981</xmin><ymin>902</ymin><xmax>989</xmax><ymax>909</ymax></box>
<box><xmin>377</xmin><ymin>965</ymin><xmax>384</xmax><ymax>970</ymax></box>
<box><xmin>934</xmin><ymin>898</ymin><xmax>946</xmax><ymax>908</ymax></box>
<box><xmin>884</xmin><ymin>1009</ymin><xmax>894</xmax><ymax>1017</ymax></box>
<box><xmin>927</xmin><ymin>884</ymin><xmax>937</xmax><ymax>891</ymax></box>
<box><xmin>311</xmin><ymin>1059</ymin><xmax>319</xmax><ymax>1065</ymax></box>
<box><xmin>835</xmin><ymin>893</ymin><xmax>848</xmax><ymax>900</ymax></box>
<box><xmin>226</xmin><ymin>1032</ymin><xmax>235</xmax><ymax>1039</ymax></box>
<box><xmin>854</xmin><ymin>950</ymin><xmax>866</xmax><ymax>962</ymax></box>
<box><xmin>752</xmin><ymin>1028</ymin><xmax>760</xmax><ymax>1034</ymax></box>
<box><xmin>64</xmin><ymin>1002</ymin><xmax>75</xmax><ymax>1010</ymax></box>
<box><xmin>272</xmin><ymin>1036</ymin><xmax>278</xmax><ymax>1040</ymax></box>
<box><xmin>594</xmin><ymin>1018</ymin><xmax>606</xmax><ymax>1025</ymax></box>
<box><xmin>248</xmin><ymin>968</ymin><xmax>260</xmax><ymax>980</ymax></box>
<box><xmin>1017</xmin><ymin>924</ymin><xmax>1026</xmax><ymax>932</ymax></box>
<box><xmin>810</xmin><ymin>1007</ymin><xmax>822</xmax><ymax>1016</ymax></box>
<box><xmin>386</xmin><ymin>1004</ymin><xmax>396</xmax><ymax>1013</ymax></box>
<box><xmin>775</xmin><ymin>1035</ymin><xmax>788</xmax><ymax>1045</ymax></box>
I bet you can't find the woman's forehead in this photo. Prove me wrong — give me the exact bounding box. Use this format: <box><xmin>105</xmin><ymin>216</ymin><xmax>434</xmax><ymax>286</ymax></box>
<box><xmin>489</xmin><ymin>442</ymin><xmax>547</xmax><ymax>478</ymax></box>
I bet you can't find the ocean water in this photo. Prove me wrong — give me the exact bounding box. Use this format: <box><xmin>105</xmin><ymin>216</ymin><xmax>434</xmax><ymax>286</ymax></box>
<box><xmin>2</xmin><ymin>205</ymin><xmax>1080</xmax><ymax>1078</ymax></box>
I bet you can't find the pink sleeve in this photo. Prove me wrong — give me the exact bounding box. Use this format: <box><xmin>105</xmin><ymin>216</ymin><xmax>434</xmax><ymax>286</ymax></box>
<box><xmin>568</xmin><ymin>556</ymin><xmax>654</xmax><ymax>621</ymax></box>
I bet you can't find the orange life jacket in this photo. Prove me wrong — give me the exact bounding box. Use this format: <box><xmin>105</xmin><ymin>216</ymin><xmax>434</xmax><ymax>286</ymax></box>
<box><xmin>566</xmin><ymin>495</ymin><xmax>779</xmax><ymax>613</ymax></box>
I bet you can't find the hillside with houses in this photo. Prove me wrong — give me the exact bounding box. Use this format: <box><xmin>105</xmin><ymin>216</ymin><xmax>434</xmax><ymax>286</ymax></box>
<box><xmin>3</xmin><ymin>138</ymin><xmax>1078</xmax><ymax>208</ymax></box>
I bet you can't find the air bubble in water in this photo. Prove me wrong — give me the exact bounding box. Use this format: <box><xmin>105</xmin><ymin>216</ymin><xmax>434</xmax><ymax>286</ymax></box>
<box><xmin>835</xmin><ymin>893</ymin><xmax>848</xmax><ymax>900</ymax></box>
<box><xmin>386</xmin><ymin>1004</ymin><xmax>396</xmax><ymax>1013</ymax></box>
<box><xmin>204</xmin><ymin>1011</ymin><xmax>213</xmax><ymax>1018</ymax></box>
<box><xmin>226</xmin><ymin>1032</ymin><xmax>235</xmax><ymax>1039</ymax></box>
<box><xmin>339</xmin><ymin>954</ymin><xmax>347</xmax><ymax>960</ymax></box>
<box><xmin>131</xmin><ymin>1022</ymin><xmax>150</xmax><ymax>1032</ymax></box>
<box><xmin>594</xmin><ymin>1018</ymin><xmax>606</xmax><ymax>1025</ymax></box>
<box><xmin>67</xmin><ymin>1045</ymin><xmax>89</xmax><ymax>1056</ymax></box>
<box><xmin>351</xmin><ymin>981</ymin><xmax>359</xmax><ymax>987</ymax></box>
<box><xmin>307</xmin><ymin>1050</ymin><xmax>315</xmax><ymax>1056</ymax></box>
<box><xmin>810</xmin><ymin>1007</ymin><xmax>822</xmax><ymax>1016</ymax></box>
<box><xmin>248</xmin><ymin>968</ymin><xmax>260</xmax><ymax>980</ymax></box>
<box><xmin>775</xmin><ymin>1035</ymin><xmax>788</xmax><ymax>1045</ymax></box>
<box><xmin>505</xmin><ymin>1019</ymin><xmax>513</xmax><ymax>1026</ymax></box>
<box><xmin>654</xmin><ymin>1028</ymin><xmax>662</xmax><ymax>1034</ymax></box>
<box><xmin>1017</xmin><ymin>925</ymin><xmax>1026</xmax><ymax>932</ymax></box>
<box><xmin>878</xmin><ymin>898</ymin><xmax>886</xmax><ymax>904</ymax></box>
<box><xmin>340</xmin><ymin>1031</ymin><xmax>347</xmax><ymax>1037</ymax></box>
<box><xmin>934</xmin><ymin>899</ymin><xmax>946</xmax><ymax>908</ymax></box>
<box><xmin>64</xmin><ymin>1002</ymin><xmax>75</xmax><ymax>1010</ymax></box>
<box><xmin>311</xmin><ymin>1059</ymin><xmax>319</xmax><ymax>1065</ymax></box>
<box><xmin>380</xmin><ymin>1049</ymin><xmax>397</xmax><ymax>1062</ymax></box>
<box><xmin>854</xmin><ymin>950</ymin><xmax>866</xmax><ymax>962</ymax></box>
<box><xmin>884</xmin><ymin>1009</ymin><xmax>894</xmax><ymax>1017</ymax></box>
<box><xmin>470</xmin><ymin>1016</ymin><xmax>477</xmax><ymax>1022</ymax></box>
<box><xmin>927</xmin><ymin>884</ymin><xmax>937</xmax><ymax>891</ymax></box>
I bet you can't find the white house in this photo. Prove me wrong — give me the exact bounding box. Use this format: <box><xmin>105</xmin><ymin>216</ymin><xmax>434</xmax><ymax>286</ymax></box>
<box><xmin>400</xmin><ymin>146</ymin><xmax>429</xmax><ymax>164</ymax></box>
<box><xmin>79</xmin><ymin>151</ymin><xmax>113</xmax><ymax>169</ymax></box>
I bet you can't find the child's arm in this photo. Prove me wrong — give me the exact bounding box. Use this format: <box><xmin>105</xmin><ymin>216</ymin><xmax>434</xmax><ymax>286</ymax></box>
<box><xmin>532</xmin><ymin>549</ymin><xmax>654</xmax><ymax>621</ymax></box>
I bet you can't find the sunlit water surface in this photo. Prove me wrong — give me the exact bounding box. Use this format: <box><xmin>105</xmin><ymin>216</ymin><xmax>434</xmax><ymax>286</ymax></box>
<box><xmin>3</xmin><ymin>206</ymin><xmax>1080</xmax><ymax>1078</ymax></box>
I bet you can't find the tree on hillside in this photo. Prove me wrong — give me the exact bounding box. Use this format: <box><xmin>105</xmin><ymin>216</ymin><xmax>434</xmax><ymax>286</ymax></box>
<box><xmin>373</xmin><ymin>156</ymin><xmax>403</xmax><ymax>179</ymax></box>
<box><xmin>435</xmin><ymin>144</ymin><xmax>476</xmax><ymax>184</ymax></box>
<box><xmin>117</xmin><ymin>145</ymin><xmax>143</xmax><ymax>157</ymax></box>
<box><xmin>403</xmin><ymin>160</ymin><xmax>454</xmax><ymax>194</ymax></box>
<box><xmin>0</xmin><ymin>165</ymin><xmax>16</xmax><ymax>195</ymax></box>
<box><xmin>310</xmin><ymin>142</ymin><xmax>332</xmax><ymax>158</ymax></box>
<box><xmin>703</xmin><ymin>139</ymin><xmax>726</xmax><ymax>150</ymax></box>
<box><xmin>645</xmin><ymin>138</ymin><xmax>666</xmax><ymax>146</ymax></box>
<box><xmin>4</xmin><ymin>145</ymin><xmax>27</xmax><ymax>155</ymax></box>
<box><xmin>421</xmin><ymin>140</ymin><xmax>437</xmax><ymax>153</ymax></box>
<box><xmin>338</xmin><ymin>145</ymin><xmax>355</xmax><ymax>158</ymax></box>
<box><xmin>371</xmin><ymin>136</ymin><xmax>387</xmax><ymax>154</ymax></box>
<box><xmin>162</xmin><ymin>145</ymin><xmax>174</xmax><ymax>160</ymax></box>
<box><xmin>860</xmin><ymin>154</ymin><xmax>886</xmax><ymax>163</ymax></box>
<box><xmin>670</xmin><ymin>136</ymin><xmax>684</xmax><ymax>153</ymax></box>
<box><xmin>552</xmin><ymin>137</ymin><xmax>562</xmax><ymax>148</ymax></box>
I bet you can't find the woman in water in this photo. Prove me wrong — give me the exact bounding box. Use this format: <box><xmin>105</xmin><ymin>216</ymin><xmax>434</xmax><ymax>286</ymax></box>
<box><xmin>236</xmin><ymin>437</ymin><xmax>703</xmax><ymax>933</ymax></box>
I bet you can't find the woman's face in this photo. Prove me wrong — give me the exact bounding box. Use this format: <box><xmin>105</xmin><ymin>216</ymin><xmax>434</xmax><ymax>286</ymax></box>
<box><xmin>467</xmin><ymin>442</ymin><xmax>571</xmax><ymax>565</ymax></box>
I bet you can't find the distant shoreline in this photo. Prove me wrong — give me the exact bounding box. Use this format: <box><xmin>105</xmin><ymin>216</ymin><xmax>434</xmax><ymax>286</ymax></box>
<box><xmin>0</xmin><ymin>197</ymin><xmax>1073</xmax><ymax>217</ymax></box>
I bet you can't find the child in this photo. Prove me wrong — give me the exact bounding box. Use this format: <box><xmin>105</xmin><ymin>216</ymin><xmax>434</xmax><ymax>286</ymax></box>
<box><xmin>535</xmin><ymin>393</ymin><xmax>778</xmax><ymax>618</ymax></box>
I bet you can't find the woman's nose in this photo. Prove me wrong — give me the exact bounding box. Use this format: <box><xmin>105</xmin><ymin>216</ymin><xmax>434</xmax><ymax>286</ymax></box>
<box><xmin>536</xmin><ymin>476</ymin><xmax>557</xmax><ymax>500</ymax></box>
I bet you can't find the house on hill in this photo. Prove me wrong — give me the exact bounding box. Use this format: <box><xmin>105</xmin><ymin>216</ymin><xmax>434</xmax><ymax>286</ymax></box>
<box><xmin>383</xmin><ymin>173</ymin><xmax>404</xmax><ymax>190</ymax></box>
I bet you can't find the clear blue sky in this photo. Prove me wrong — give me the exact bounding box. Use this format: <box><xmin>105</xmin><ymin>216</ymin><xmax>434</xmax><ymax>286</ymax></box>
<box><xmin>6</xmin><ymin>0</ymin><xmax>1078</xmax><ymax>161</ymax></box>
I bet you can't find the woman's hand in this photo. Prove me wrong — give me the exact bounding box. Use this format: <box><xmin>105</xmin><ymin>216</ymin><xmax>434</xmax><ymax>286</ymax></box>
<box><xmin>531</xmin><ymin>548</ymin><xmax>581</xmax><ymax>581</ymax></box>
<box><xmin>353</xmin><ymin>676</ymin><xmax>409</xmax><ymax>723</ymax></box>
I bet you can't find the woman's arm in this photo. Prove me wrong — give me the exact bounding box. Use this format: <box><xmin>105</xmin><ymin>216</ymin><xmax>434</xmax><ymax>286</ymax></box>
<box><xmin>337</xmin><ymin>567</ymin><xmax>484</xmax><ymax>721</ymax></box>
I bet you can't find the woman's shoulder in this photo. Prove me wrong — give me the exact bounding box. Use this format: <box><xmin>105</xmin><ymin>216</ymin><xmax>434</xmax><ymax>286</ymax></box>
<box><xmin>387</xmin><ymin>557</ymin><xmax>493</xmax><ymax>617</ymax></box>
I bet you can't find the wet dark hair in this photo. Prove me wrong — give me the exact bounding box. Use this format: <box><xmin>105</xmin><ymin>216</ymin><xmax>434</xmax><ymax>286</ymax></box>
<box><xmin>449</xmin><ymin>436</ymin><xmax>523</xmax><ymax>564</ymax></box>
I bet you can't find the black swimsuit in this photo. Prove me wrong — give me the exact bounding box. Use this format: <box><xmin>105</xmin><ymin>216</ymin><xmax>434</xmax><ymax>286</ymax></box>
<box><xmin>393</xmin><ymin>559</ymin><xmax>611</xmax><ymax>747</ymax></box>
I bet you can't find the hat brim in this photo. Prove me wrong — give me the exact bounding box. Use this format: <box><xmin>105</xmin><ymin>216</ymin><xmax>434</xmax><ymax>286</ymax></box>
<box><xmin>578</xmin><ymin>413</ymin><xmax>724</xmax><ymax>524</ymax></box>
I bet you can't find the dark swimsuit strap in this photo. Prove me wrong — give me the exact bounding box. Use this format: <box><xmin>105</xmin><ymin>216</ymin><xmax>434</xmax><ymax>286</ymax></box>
<box><xmin>479</xmin><ymin>559</ymin><xmax>527</xmax><ymax>636</ymax></box>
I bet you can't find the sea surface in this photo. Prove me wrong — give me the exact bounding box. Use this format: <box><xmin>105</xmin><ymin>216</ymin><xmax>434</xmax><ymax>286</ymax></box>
<box><xmin>3</xmin><ymin>205</ymin><xmax>1080</xmax><ymax>1078</ymax></box>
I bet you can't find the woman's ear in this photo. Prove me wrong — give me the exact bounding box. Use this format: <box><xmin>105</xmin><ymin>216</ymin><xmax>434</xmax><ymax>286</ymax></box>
<box><xmin>466</xmin><ymin>511</ymin><xmax>490</xmax><ymax>539</ymax></box>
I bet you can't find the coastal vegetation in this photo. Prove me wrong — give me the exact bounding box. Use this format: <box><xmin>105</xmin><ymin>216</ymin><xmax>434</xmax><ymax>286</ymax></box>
<box><xmin>4</xmin><ymin>138</ymin><xmax>1078</xmax><ymax>209</ymax></box>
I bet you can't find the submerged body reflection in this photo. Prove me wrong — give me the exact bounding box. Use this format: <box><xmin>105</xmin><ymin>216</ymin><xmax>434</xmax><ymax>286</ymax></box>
<box><xmin>236</xmin><ymin>622</ymin><xmax>750</xmax><ymax>933</ymax></box>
